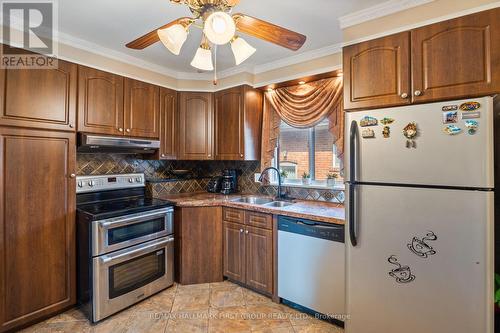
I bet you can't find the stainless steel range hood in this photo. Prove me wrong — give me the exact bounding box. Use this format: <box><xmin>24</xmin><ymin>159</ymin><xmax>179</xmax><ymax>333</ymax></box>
<box><xmin>77</xmin><ymin>134</ymin><xmax>160</xmax><ymax>154</ymax></box>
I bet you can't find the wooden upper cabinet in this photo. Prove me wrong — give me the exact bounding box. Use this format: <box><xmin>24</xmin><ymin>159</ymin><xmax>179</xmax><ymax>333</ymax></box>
<box><xmin>0</xmin><ymin>59</ymin><xmax>77</xmax><ymax>131</ymax></box>
<box><xmin>159</xmin><ymin>88</ymin><xmax>178</xmax><ymax>160</ymax></box>
<box><xmin>178</xmin><ymin>92</ymin><xmax>214</xmax><ymax>160</ymax></box>
<box><xmin>124</xmin><ymin>78</ymin><xmax>160</xmax><ymax>139</ymax></box>
<box><xmin>0</xmin><ymin>127</ymin><xmax>75</xmax><ymax>332</ymax></box>
<box><xmin>77</xmin><ymin>66</ymin><xmax>124</xmax><ymax>135</ymax></box>
<box><xmin>214</xmin><ymin>85</ymin><xmax>263</xmax><ymax>161</ymax></box>
<box><xmin>411</xmin><ymin>8</ymin><xmax>500</xmax><ymax>103</ymax></box>
<box><xmin>343</xmin><ymin>32</ymin><xmax>411</xmax><ymax>110</ymax></box>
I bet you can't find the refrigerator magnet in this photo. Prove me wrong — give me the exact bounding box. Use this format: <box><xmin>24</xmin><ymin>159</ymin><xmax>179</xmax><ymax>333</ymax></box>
<box><xmin>443</xmin><ymin>124</ymin><xmax>462</xmax><ymax>135</ymax></box>
<box><xmin>362</xmin><ymin>128</ymin><xmax>375</xmax><ymax>138</ymax></box>
<box><xmin>403</xmin><ymin>122</ymin><xmax>418</xmax><ymax>148</ymax></box>
<box><xmin>442</xmin><ymin>111</ymin><xmax>458</xmax><ymax>124</ymax></box>
<box><xmin>407</xmin><ymin>231</ymin><xmax>438</xmax><ymax>258</ymax></box>
<box><xmin>380</xmin><ymin>117</ymin><xmax>394</xmax><ymax>125</ymax></box>
<box><xmin>461</xmin><ymin>111</ymin><xmax>480</xmax><ymax>119</ymax></box>
<box><xmin>460</xmin><ymin>101</ymin><xmax>481</xmax><ymax>111</ymax></box>
<box><xmin>442</xmin><ymin>105</ymin><xmax>458</xmax><ymax>111</ymax></box>
<box><xmin>382</xmin><ymin>126</ymin><xmax>390</xmax><ymax>138</ymax></box>
<box><xmin>388</xmin><ymin>255</ymin><xmax>415</xmax><ymax>284</ymax></box>
<box><xmin>465</xmin><ymin>120</ymin><xmax>478</xmax><ymax>135</ymax></box>
<box><xmin>360</xmin><ymin>116</ymin><xmax>378</xmax><ymax>127</ymax></box>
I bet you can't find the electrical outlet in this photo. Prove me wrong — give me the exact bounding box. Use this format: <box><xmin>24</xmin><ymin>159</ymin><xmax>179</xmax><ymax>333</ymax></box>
<box><xmin>254</xmin><ymin>173</ymin><xmax>261</xmax><ymax>182</ymax></box>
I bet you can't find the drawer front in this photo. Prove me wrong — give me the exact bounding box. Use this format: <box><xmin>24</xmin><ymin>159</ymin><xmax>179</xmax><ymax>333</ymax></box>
<box><xmin>223</xmin><ymin>208</ymin><xmax>244</xmax><ymax>224</ymax></box>
<box><xmin>245</xmin><ymin>211</ymin><xmax>272</xmax><ymax>230</ymax></box>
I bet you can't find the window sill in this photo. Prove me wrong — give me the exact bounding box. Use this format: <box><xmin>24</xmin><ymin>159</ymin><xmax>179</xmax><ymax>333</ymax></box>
<box><xmin>264</xmin><ymin>181</ymin><xmax>345</xmax><ymax>191</ymax></box>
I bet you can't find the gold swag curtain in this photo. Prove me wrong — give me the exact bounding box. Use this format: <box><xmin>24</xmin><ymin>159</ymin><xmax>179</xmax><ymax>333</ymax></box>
<box><xmin>260</xmin><ymin>77</ymin><xmax>344</xmax><ymax>172</ymax></box>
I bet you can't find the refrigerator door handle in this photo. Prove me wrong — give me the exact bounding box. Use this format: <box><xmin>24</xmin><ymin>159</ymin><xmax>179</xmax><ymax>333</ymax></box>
<box><xmin>348</xmin><ymin>120</ymin><xmax>358</xmax><ymax>246</ymax></box>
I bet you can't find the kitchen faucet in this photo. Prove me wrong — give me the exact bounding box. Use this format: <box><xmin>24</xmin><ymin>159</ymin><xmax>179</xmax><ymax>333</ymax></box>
<box><xmin>259</xmin><ymin>167</ymin><xmax>284</xmax><ymax>200</ymax></box>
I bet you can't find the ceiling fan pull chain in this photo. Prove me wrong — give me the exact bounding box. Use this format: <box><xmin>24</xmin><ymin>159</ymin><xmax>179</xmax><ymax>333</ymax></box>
<box><xmin>213</xmin><ymin>44</ymin><xmax>218</xmax><ymax>85</ymax></box>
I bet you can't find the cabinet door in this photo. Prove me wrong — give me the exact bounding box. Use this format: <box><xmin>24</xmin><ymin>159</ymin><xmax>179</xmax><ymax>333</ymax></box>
<box><xmin>214</xmin><ymin>87</ymin><xmax>244</xmax><ymax>160</ymax></box>
<box><xmin>159</xmin><ymin>88</ymin><xmax>177</xmax><ymax>159</ymax></box>
<box><xmin>223</xmin><ymin>222</ymin><xmax>246</xmax><ymax>283</ymax></box>
<box><xmin>245</xmin><ymin>226</ymin><xmax>273</xmax><ymax>295</ymax></box>
<box><xmin>343</xmin><ymin>32</ymin><xmax>411</xmax><ymax>111</ymax></box>
<box><xmin>77</xmin><ymin>66</ymin><xmax>124</xmax><ymax>135</ymax></box>
<box><xmin>0</xmin><ymin>59</ymin><xmax>77</xmax><ymax>131</ymax></box>
<box><xmin>124</xmin><ymin>78</ymin><xmax>160</xmax><ymax>139</ymax></box>
<box><xmin>0</xmin><ymin>128</ymin><xmax>75</xmax><ymax>332</ymax></box>
<box><xmin>178</xmin><ymin>92</ymin><xmax>214</xmax><ymax>160</ymax></box>
<box><xmin>411</xmin><ymin>8</ymin><xmax>500</xmax><ymax>103</ymax></box>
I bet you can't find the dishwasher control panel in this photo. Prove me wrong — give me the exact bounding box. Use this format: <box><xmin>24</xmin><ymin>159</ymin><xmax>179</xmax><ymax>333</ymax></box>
<box><xmin>278</xmin><ymin>216</ymin><xmax>344</xmax><ymax>242</ymax></box>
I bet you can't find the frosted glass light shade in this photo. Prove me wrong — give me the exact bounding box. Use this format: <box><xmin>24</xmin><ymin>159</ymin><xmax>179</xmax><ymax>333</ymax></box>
<box><xmin>203</xmin><ymin>11</ymin><xmax>235</xmax><ymax>45</ymax></box>
<box><xmin>157</xmin><ymin>24</ymin><xmax>188</xmax><ymax>55</ymax></box>
<box><xmin>230</xmin><ymin>36</ymin><xmax>256</xmax><ymax>65</ymax></box>
<box><xmin>190</xmin><ymin>46</ymin><xmax>213</xmax><ymax>71</ymax></box>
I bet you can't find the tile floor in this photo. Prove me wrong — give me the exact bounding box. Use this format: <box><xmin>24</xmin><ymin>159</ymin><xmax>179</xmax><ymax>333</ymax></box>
<box><xmin>20</xmin><ymin>281</ymin><xmax>344</xmax><ymax>333</ymax></box>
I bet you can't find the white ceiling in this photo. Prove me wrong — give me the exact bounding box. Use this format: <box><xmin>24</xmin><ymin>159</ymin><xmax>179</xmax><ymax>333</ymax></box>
<box><xmin>58</xmin><ymin>0</ymin><xmax>386</xmax><ymax>76</ymax></box>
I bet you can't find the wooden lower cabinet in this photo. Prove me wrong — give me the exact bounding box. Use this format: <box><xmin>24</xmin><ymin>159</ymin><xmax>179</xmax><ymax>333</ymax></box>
<box><xmin>0</xmin><ymin>127</ymin><xmax>76</xmax><ymax>332</ymax></box>
<box><xmin>222</xmin><ymin>208</ymin><xmax>273</xmax><ymax>295</ymax></box>
<box><xmin>175</xmin><ymin>206</ymin><xmax>223</xmax><ymax>284</ymax></box>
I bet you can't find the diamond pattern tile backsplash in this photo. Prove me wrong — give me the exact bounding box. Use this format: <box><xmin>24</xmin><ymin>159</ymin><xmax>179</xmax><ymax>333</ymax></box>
<box><xmin>77</xmin><ymin>154</ymin><xmax>344</xmax><ymax>203</ymax></box>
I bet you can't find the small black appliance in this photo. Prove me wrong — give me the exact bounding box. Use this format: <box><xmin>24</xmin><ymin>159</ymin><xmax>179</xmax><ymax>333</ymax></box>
<box><xmin>207</xmin><ymin>176</ymin><xmax>223</xmax><ymax>193</ymax></box>
<box><xmin>220</xmin><ymin>169</ymin><xmax>239</xmax><ymax>194</ymax></box>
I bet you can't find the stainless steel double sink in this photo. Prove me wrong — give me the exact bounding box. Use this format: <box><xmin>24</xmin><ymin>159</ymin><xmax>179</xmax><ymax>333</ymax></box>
<box><xmin>231</xmin><ymin>196</ymin><xmax>295</xmax><ymax>208</ymax></box>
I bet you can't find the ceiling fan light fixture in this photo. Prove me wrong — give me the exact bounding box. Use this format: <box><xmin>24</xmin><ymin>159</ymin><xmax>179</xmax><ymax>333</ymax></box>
<box><xmin>157</xmin><ymin>23</ymin><xmax>188</xmax><ymax>55</ymax></box>
<box><xmin>203</xmin><ymin>11</ymin><xmax>235</xmax><ymax>45</ymax></box>
<box><xmin>190</xmin><ymin>43</ymin><xmax>214</xmax><ymax>71</ymax></box>
<box><xmin>230</xmin><ymin>36</ymin><xmax>256</xmax><ymax>65</ymax></box>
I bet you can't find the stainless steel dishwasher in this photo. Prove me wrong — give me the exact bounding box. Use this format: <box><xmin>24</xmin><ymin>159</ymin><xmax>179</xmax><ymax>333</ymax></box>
<box><xmin>278</xmin><ymin>216</ymin><xmax>345</xmax><ymax>320</ymax></box>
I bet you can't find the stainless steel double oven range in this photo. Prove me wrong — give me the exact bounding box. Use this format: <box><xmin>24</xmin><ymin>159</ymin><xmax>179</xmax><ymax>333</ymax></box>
<box><xmin>76</xmin><ymin>173</ymin><xmax>174</xmax><ymax>322</ymax></box>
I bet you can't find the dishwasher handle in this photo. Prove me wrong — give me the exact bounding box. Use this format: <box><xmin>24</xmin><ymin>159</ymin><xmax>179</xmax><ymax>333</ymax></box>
<box><xmin>278</xmin><ymin>216</ymin><xmax>344</xmax><ymax>243</ymax></box>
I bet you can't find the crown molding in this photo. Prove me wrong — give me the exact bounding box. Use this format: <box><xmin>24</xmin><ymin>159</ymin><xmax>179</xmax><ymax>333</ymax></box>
<box><xmin>342</xmin><ymin>1</ymin><xmax>500</xmax><ymax>47</ymax></box>
<box><xmin>254</xmin><ymin>64</ymin><xmax>342</xmax><ymax>88</ymax></box>
<box><xmin>339</xmin><ymin>0</ymin><xmax>434</xmax><ymax>29</ymax></box>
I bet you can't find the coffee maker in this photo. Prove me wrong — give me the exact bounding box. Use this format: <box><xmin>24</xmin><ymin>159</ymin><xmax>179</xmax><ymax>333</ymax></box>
<box><xmin>220</xmin><ymin>169</ymin><xmax>238</xmax><ymax>194</ymax></box>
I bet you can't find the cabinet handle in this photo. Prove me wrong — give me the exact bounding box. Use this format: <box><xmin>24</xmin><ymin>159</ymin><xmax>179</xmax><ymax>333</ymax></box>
<box><xmin>118</xmin><ymin>128</ymin><xmax>123</xmax><ymax>132</ymax></box>
<box><xmin>245</xmin><ymin>230</ymin><xmax>249</xmax><ymax>234</ymax></box>
<box><xmin>414</xmin><ymin>90</ymin><xmax>422</xmax><ymax>96</ymax></box>
<box><xmin>400</xmin><ymin>93</ymin><xmax>408</xmax><ymax>99</ymax></box>
<box><xmin>126</xmin><ymin>129</ymin><xmax>131</xmax><ymax>133</ymax></box>
<box><xmin>240</xmin><ymin>229</ymin><xmax>243</xmax><ymax>233</ymax></box>
<box><xmin>70</xmin><ymin>173</ymin><xmax>76</xmax><ymax>178</ymax></box>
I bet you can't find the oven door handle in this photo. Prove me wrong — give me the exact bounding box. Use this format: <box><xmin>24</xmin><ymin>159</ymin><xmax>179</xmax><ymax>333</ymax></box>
<box><xmin>98</xmin><ymin>208</ymin><xmax>172</xmax><ymax>229</ymax></box>
<box><xmin>99</xmin><ymin>236</ymin><xmax>174</xmax><ymax>265</ymax></box>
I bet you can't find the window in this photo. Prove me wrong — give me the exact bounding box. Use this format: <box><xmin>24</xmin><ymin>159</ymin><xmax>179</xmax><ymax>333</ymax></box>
<box><xmin>274</xmin><ymin>119</ymin><xmax>343</xmax><ymax>187</ymax></box>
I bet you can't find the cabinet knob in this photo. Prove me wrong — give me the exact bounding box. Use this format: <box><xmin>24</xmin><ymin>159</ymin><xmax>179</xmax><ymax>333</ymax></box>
<box><xmin>245</xmin><ymin>230</ymin><xmax>249</xmax><ymax>234</ymax></box>
<box><xmin>240</xmin><ymin>229</ymin><xmax>243</xmax><ymax>233</ymax></box>
<box><xmin>118</xmin><ymin>128</ymin><xmax>123</xmax><ymax>132</ymax></box>
<box><xmin>70</xmin><ymin>173</ymin><xmax>76</xmax><ymax>178</ymax></box>
<box><xmin>208</xmin><ymin>154</ymin><xmax>211</xmax><ymax>157</ymax></box>
<box><xmin>240</xmin><ymin>154</ymin><xmax>244</xmax><ymax>158</ymax></box>
<box><xmin>414</xmin><ymin>90</ymin><xmax>422</xmax><ymax>96</ymax></box>
<box><xmin>69</xmin><ymin>124</ymin><xmax>74</xmax><ymax>128</ymax></box>
<box><xmin>400</xmin><ymin>93</ymin><xmax>408</xmax><ymax>99</ymax></box>
<box><xmin>126</xmin><ymin>128</ymin><xmax>131</xmax><ymax>133</ymax></box>
<box><xmin>161</xmin><ymin>153</ymin><xmax>166</xmax><ymax>158</ymax></box>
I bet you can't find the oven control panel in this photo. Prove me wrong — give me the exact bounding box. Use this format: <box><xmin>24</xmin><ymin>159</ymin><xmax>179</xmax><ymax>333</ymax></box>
<box><xmin>76</xmin><ymin>173</ymin><xmax>145</xmax><ymax>193</ymax></box>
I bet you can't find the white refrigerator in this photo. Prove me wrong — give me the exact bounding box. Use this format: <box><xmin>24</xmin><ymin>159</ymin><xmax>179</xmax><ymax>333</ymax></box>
<box><xmin>344</xmin><ymin>96</ymin><xmax>495</xmax><ymax>333</ymax></box>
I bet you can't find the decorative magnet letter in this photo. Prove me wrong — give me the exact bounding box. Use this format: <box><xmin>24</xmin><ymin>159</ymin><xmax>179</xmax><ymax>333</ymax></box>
<box><xmin>443</xmin><ymin>124</ymin><xmax>462</xmax><ymax>135</ymax></box>
<box><xmin>360</xmin><ymin>116</ymin><xmax>378</xmax><ymax>127</ymax></box>
<box><xmin>403</xmin><ymin>122</ymin><xmax>418</xmax><ymax>148</ymax></box>
<box><xmin>382</xmin><ymin>126</ymin><xmax>390</xmax><ymax>138</ymax></box>
<box><xmin>442</xmin><ymin>105</ymin><xmax>458</xmax><ymax>111</ymax></box>
<box><xmin>465</xmin><ymin>120</ymin><xmax>478</xmax><ymax>135</ymax></box>
<box><xmin>362</xmin><ymin>128</ymin><xmax>375</xmax><ymax>138</ymax></box>
<box><xmin>442</xmin><ymin>111</ymin><xmax>458</xmax><ymax>124</ymax></box>
<box><xmin>460</xmin><ymin>101</ymin><xmax>481</xmax><ymax>111</ymax></box>
<box><xmin>380</xmin><ymin>117</ymin><xmax>395</xmax><ymax>125</ymax></box>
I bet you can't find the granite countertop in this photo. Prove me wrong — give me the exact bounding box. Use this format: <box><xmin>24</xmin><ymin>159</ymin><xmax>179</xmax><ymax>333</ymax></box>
<box><xmin>156</xmin><ymin>192</ymin><xmax>345</xmax><ymax>225</ymax></box>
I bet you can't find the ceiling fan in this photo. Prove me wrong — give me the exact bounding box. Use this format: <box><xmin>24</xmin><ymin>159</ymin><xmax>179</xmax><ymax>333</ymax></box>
<box><xmin>126</xmin><ymin>0</ymin><xmax>307</xmax><ymax>73</ymax></box>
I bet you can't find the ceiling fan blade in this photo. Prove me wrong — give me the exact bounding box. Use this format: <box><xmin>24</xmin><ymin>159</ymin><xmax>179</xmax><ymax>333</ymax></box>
<box><xmin>126</xmin><ymin>17</ymin><xmax>192</xmax><ymax>50</ymax></box>
<box><xmin>233</xmin><ymin>13</ymin><xmax>306</xmax><ymax>51</ymax></box>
